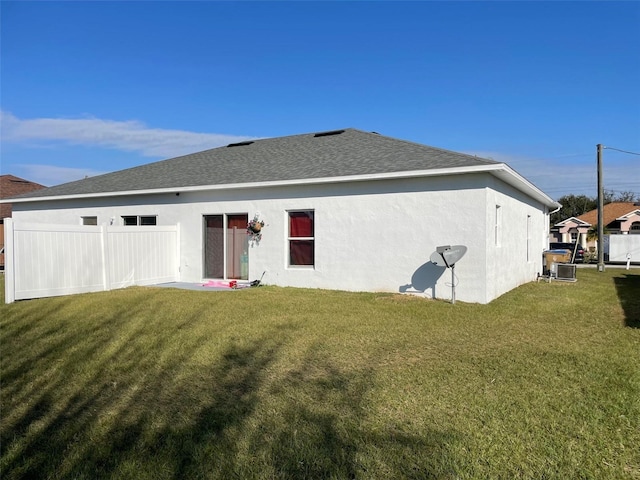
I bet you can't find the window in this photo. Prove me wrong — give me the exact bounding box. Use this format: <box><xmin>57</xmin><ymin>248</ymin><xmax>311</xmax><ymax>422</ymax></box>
<box><xmin>140</xmin><ymin>216</ymin><xmax>157</xmax><ymax>226</ymax></box>
<box><xmin>631</xmin><ymin>222</ymin><xmax>640</xmax><ymax>234</ymax></box>
<box><xmin>122</xmin><ymin>215</ymin><xmax>157</xmax><ymax>226</ymax></box>
<box><xmin>82</xmin><ymin>216</ymin><xmax>97</xmax><ymax>226</ymax></box>
<box><xmin>288</xmin><ymin>210</ymin><xmax>314</xmax><ymax>266</ymax></box>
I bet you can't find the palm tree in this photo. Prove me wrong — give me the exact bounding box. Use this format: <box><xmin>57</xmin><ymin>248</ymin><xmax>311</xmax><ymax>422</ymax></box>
<box><xmin>586</xmin><ymin>225</ymin><xmax>610</xmax><ymax>262</ymax></box>
<box><xmin>587</xmin><ymin>225</ymin><xmax>609</xmax><ymax>242</ymax></box>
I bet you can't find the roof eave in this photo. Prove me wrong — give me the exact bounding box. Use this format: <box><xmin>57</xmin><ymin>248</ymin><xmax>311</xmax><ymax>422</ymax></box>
<box><xmin>555</xmin><ymin>217</ymin><xmax>592</xmax><ymax>227</ymax></box>
<box><xmin>487</xmin><ymin>164</ymin><xmax>560</xmax><ymax>210</ymax></box>
<box><xmin>616</xmin><ymin>209</ymin><xmax>640</xmax><ymax>220</ymax></box>
<box><xmin>3</xmin><ymin>164</ymin><xmax>559</xmax><ymax>209</ymax></box>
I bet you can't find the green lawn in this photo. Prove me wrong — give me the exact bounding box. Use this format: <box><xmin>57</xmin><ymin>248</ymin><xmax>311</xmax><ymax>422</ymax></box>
<box><xmin>1</xmin><ymin>270</ymin><xmax>639</xmax><ymax>479</ymax></box>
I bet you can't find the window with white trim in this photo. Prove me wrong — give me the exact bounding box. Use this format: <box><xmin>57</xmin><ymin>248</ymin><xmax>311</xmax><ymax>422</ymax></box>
<box><xmin>288</xmin><ymin>210</ymin><xmax>314</xmax><ymax>266</ymax></box>
<box><xmin>122</xmin><ymin>215</ymin><xmax>157</xmax><ymax>226</ymax></box>
<box><xmin>82</xmin><ymin>216</ymin><xmax>97</xmax><ymax>226</ymax></box>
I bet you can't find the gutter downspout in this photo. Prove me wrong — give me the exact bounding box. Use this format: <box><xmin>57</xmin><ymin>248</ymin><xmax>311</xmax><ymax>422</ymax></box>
<box><xmin>548</xmin><ymin>203</ymin><xmax>562</xmax><ymax>249</ymax></box>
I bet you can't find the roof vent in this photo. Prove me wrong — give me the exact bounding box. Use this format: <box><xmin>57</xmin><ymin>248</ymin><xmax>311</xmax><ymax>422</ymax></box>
<box><xmin>313</xmin><ymin>129</ymin><xmax>345</xmax><ymax>138</ymax></box>
<box><xmin>227</xmin><ymin>141</ymin><xmax>254</xmax><ymax>147</ymax></box>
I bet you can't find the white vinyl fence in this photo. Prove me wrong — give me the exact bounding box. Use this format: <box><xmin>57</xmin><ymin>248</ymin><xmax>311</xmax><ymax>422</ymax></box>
<box><xmin>4</xmin><ymin>219</ymin><xmax>179</xmax><ymax>303</ymax></box>
<box><xmin>605</xmin><ymin>234</ymin><xmax>640</xmax><ymax>263</ymax></box>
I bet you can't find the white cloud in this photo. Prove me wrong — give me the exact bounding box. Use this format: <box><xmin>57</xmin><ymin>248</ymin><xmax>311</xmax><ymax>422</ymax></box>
<box><xmin>13</xmin><ymin>164</ymin><xmax>107</xmax><ymax>187</ymax></box>
<box><xmin>1</xmin><ymin>111</ymin><xmax>257</xmax><ymax>158</ymax></box>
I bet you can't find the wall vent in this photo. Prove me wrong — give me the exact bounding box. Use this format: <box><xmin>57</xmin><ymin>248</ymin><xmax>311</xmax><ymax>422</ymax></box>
<box><xmin>313</xmin><ymin>129</ymin><xmax>345</xmax><ymax>138</ymax></box>
<box><xmin>227</xmin><ymin>141</ymin><xmax>254</xmax><ymax>147</ymax></box>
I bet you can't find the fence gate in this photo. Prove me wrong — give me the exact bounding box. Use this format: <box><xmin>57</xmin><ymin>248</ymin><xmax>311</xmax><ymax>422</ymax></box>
<box><xmin>4</xmin><ymin>219</ymin><xmax>179</xmax><ymax>304</ymax></box>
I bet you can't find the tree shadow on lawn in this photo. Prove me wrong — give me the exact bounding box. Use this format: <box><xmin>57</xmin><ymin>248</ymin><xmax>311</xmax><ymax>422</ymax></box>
<box><xmin>1</xmin><ymin>294</ymin><xmax>286</xmax><ymax>479</ymax></box>
<box><xmin>2</xmin><ymin>293</ymin><xmax>459</xmax><ymax>479</ymax></box>
<box><xmin>0</xmin><ymin>295</ymin><xmax>154</xmax><ymax>448</ymax></box>
<box><xmin>1</xmin><ymin>312</ymin><xmax>283</xmax><ymax>478</ymax></box>
<box><xmin>613</xmin><ymin>273</ymin><xmax>640</xmax><ymax>328</ymax></box>
<box><xmin>249</xmin><ymin>345</ymin><xmax>459</xmax><ymax>479</ymax></box>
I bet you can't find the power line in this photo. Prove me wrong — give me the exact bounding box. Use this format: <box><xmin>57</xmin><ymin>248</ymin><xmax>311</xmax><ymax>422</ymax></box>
<box><xmin>541</xmin><ymin>183</ymin><xmax>640</xmax><ymax>193</ymax></box>
<box><xmin>603</xmin><ymin>146</ymin><xmax>640</xmax><ymax>156</ymax></box>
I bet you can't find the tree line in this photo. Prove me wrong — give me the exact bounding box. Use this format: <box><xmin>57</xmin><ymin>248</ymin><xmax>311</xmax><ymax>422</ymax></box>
<box><xmin>550</xmin><ymin>190</ymin><xmax>638</xmax><ymax>225</ymax></box>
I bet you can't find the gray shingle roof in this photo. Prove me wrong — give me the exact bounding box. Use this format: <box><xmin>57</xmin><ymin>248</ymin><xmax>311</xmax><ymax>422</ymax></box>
<box><xmin>14</xmin><ymin>128</ymin><xmax>500</xmax><ymax>199</ymax></box>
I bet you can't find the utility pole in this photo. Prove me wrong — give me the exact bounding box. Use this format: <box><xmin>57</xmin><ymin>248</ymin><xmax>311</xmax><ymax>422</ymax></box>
<box><xmin>597</xmin><ymin>144</ymin><xmax>605</xmax><ymax>272</ymax></box>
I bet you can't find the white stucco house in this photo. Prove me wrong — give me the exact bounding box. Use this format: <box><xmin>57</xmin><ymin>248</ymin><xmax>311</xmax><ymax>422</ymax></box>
<box><xmin>5</xmin><ymin>128</ymin><xmax>560</xmax><ymax>303</ymax></box>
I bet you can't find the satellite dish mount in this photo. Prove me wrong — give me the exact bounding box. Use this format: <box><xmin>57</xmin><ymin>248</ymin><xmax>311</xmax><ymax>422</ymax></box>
<box><xmin>429</xmin><ymin>245</ymin><xmax>468</xmax><ymax>304</ymax></box>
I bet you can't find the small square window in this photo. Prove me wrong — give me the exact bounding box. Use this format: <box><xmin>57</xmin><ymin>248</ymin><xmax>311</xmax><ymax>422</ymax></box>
<box><xmin>140</xmin><ymin>216</ymin><xmax>157</xmax><ymax>226</ymax></box>
<box><xmin>82</xmin><ymin>216</ymin><xmax>98</xmax><ymax>226</ymax></box>
<box><xmin>122</xmin><ymin>216</ymin><xmax>138</xmax><ymax>226</ymax></box>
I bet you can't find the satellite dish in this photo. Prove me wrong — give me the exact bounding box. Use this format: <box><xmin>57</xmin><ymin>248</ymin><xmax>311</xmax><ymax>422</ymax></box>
<box><xmin>430</xmin><ymin>245</ymin><xmax>467</xmax><ymax>268</ymax></box>
<box><xmin>429</xmin><ymin>245</ymin><xmax>468</xmax><ymax>304</ymax></box>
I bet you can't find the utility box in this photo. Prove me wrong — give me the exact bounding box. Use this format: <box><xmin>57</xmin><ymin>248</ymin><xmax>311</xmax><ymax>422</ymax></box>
<box><xmin>543</xmin><ymin>250</ymin><xmax>571</xmax><ymax>275</ymax></box>
<box><xmin>556</xmin><ymin>263</ymin><xmax>577</xmax><ymax>280</ymax></box>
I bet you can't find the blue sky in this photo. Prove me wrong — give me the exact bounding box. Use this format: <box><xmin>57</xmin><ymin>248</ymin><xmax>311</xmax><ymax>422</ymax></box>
<box><xmin>1</xmin><ymin>1</ymin><xmax>639</xmax><ymax>200</ymax></box>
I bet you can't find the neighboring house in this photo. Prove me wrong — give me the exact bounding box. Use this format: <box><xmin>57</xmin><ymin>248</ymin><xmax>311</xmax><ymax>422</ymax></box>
<box><xmin>553</xmin><ymin>202</ymin><xmax>640</xmax><ymax>250</ymax></box>
<box><xmin>3</xmin><ymin>128</ymin><xmax>560</xmax><ymax>303</ymax></box>
<box><xmin>0</xmin><ymin>174</ymin><xmax>46</xmax><ymax>269</ymax></box>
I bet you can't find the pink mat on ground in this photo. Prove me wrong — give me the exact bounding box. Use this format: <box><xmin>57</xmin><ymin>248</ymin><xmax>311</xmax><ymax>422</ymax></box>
<box><xmin>201</xmin><ymin>280</ymin><xmax>238</xmax><ymax>289</ymax></box>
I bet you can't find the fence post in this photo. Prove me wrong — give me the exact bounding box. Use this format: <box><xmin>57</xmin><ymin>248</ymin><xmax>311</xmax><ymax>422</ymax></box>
<box><xmin>101</xmin><ymin>224</ymin><xmax>111</xmax><ymax>291</ymax></box>
<box><xmin>4</xmin><ymin>218</ymin><xmax>15</xmax><ymax>304</ymax></box>
<box><xmin>175</xmin><ymin>222</ymin><xmax>181</xmax><ymax>281</ymax></box>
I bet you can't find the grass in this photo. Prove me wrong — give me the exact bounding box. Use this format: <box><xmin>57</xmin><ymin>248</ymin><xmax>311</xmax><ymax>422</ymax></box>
<box><xmin>1</xmin><ymin>269</ymin><xmax>639</xmax><ymax>479</ymax></box>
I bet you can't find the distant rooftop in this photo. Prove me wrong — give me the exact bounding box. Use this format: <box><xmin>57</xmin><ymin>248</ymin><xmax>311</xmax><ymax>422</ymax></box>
<box><xmin>0</xmin><ymin>174</ymin><xmax>46</xmax><ymax>218</ymax></box>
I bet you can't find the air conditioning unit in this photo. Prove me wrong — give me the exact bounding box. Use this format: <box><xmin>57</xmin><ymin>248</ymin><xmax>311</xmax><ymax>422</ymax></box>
<box><xmin>556</xmin><ymin>263</ymin><xmax>576</xmax><ymax>280</ymax></box>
